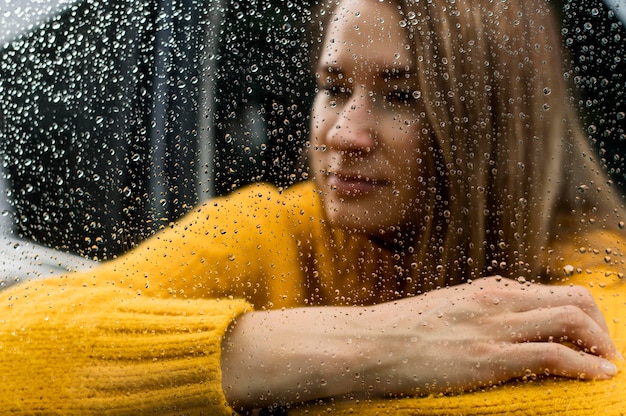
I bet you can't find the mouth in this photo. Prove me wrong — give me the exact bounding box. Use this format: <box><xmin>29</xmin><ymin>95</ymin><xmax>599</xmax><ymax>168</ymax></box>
<box><xmin>327</xmin><ymin>172</ymin><xmax>388</xmax><ymax>196</ymax></box>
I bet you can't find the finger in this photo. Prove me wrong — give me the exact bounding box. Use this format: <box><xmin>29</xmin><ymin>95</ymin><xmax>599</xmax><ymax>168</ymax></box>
<box><xmin>528</xmin><ymin>284</ymin><xmax>610</xmax><ymax>333</ymax></box>
<box><xmin>502</xmin><ymin>305</ymin><xmax>619</xmax><ymax>359</ymax></box>
<box><xmin>495</xmin><ymin>341</ymin><xmax>619</xmax><ymax>381</ymax></box>
<box><xmin>475</xmin><ymin>277</ymin><xmax>610</xmax><ymax>334</ymax></box>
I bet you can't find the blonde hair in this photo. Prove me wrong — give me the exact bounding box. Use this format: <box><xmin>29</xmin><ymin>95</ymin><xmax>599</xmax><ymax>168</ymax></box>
<box><xmin>310</xmin><ymin>0</ymin><xmax>624</xmax><ymax>287</ymax></box>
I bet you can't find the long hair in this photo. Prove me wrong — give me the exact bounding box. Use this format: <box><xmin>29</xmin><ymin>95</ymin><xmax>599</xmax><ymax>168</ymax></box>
<box><xmin>309</xmin><ymin>0</ymin><xmax>624</xmax><ymax>288</ymax></box>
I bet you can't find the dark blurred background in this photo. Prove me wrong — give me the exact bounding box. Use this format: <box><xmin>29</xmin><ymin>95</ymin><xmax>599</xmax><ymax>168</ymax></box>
<box><xmin>0</xmin><ymin>0</ymin><xmax>314</xmax><ymax>259</ymax></box>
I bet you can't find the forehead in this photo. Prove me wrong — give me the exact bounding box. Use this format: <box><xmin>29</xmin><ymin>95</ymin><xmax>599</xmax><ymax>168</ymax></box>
<box><xmin>319</xmin><ymin>0</ymin><xmax>413</xmax><ymax>71</ymax></box>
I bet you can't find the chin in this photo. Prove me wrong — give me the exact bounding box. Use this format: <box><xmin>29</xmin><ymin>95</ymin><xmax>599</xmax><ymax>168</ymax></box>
<box><xmin>324</xmin><ymin>206</ymin><xmax>386</xmax><ymax>235</ymax></box>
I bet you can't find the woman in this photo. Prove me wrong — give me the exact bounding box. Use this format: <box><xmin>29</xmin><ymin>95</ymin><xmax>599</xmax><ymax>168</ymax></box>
<box><xmin>1</xmin><ymin>0</ymin><xmax>624</xmax><ymax>414</ymax></box>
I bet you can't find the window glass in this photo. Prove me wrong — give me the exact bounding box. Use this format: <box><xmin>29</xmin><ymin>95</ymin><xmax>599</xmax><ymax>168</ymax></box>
<box><xmin>0</xmin><ymin>0</ymin><xmax>313</xmax><ymax>262</ymax></box>
<box><xmin>1</xmin><ymin>1</ymin><xmax>624</xmax><ymax>260</ymax></box>
<box><xmin>0</xmin><ymin>1</ymin><xmax>625</xmax><ymax>411</ymax></box>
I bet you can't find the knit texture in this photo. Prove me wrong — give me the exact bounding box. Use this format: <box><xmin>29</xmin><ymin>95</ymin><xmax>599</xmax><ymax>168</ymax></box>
<box><xmin>0</xmin><ymin>182</ymin><xmax>624</xmax><ymax>414</ymax></box>
<box><xmin>0</xmin><ymin>281</ymin><xmax>250</xmax><ymax>415</ymax></box>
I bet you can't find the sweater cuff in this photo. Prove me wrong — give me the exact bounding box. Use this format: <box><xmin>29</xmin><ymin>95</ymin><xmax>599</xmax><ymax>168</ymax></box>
<box><xmin>79</xmin><ymin>295</ymin><xmax>253</xmax><ymax>415</ymax></box>
<box><xmin>1</xmin><ymin>285</ymin><xmax>252</xmax><ymax>415</ymax></box>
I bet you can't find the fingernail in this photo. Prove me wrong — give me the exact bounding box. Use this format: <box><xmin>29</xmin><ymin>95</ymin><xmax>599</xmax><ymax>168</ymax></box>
<box><xmin>602</xmin><ymin>361</ymin><xmax>618</xmax><ymax>376</ymax></box>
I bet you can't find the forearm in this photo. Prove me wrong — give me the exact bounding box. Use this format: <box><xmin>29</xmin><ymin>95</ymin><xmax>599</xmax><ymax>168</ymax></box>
<box><xmin>221</xmin><ymin>306</ymin><xmax>378</xmax><ymax>409</ymax></box>
<box><xmin>220</xmin><ymin>278</ymin><xmax>621</xmax><ymax>411</ymax></box>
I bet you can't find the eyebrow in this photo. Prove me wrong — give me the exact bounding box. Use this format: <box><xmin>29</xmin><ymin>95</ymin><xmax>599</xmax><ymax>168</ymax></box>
<box><xmin>316</xmin><ymin>65</ymin><xmax>417</xmax><ymax>81</ymax></box>
<box><xmin>315</xmin><ymin>64</ymin><xmax>343</xmax><ymax>76</ymax></box>
<box><xmin>381</xmin><ymin>68</ymin><xmax>416</xmax><ymax>80</ymax></box>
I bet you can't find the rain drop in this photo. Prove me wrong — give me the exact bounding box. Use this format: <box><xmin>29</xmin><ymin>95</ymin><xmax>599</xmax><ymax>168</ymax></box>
<box><xmin>563</xmin><ymin>264</ymin><xmax>574</xmax><ymax>277</ymax></box>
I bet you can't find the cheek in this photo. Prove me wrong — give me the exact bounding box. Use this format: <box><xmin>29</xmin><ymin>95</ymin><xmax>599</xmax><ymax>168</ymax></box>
<box><xmin>390</xmin><ymin>127</ymin><xmax>428</xmax><ymax>194</ymax></box>
<box><xmin>309</xmin><ymin>150</ymin><xmax>325</xmax><ymax>181</ymax></box>
<box><xmin>309</xmin><ymin>99</ymin><xmax>334</xmax><ymax>168</ymax></box>
<box><xmin>387</xmin><ymin>124</ymin><xmax>422</xmax><ymax>167</ymax></box>
<box><xmin>310</xmin><ymin>95</ymin><xmax>329</xmax><ymax>138</ymax></box>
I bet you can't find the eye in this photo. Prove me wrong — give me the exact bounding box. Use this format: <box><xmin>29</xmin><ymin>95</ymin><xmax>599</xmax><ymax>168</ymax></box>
<box><xmin>319</xmin><ymin>84</ymin><xmax>352</xmax><ymax>108</ymax></box>
<box><xmin>384</xmin><ymin>88</ymin><xmax>419</xmax><ymax>106</ymax></box>
<box><xmin>322</xmin><ymin>84</ymin><xmax>352</xmax><ymax>98</ymax></box>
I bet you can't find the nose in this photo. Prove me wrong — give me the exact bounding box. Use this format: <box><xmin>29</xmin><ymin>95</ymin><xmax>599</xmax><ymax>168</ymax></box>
<box><xmin>327</xmin><ymin>89</ymin><xmax>377</xmax><ymax>153</ymax></box>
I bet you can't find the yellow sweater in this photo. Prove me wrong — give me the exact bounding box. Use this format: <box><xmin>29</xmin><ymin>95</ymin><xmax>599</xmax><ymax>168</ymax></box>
<box><xmin>0</xmin><ymin>181</ymin><xmax>624</xmax><ymax>415</ymax></box>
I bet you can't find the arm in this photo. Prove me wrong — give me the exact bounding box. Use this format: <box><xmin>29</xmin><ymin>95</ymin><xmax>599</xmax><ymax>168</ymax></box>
<box><xmin>0</xmin><ymin>280</ymin><xmax>251</xmax><ymax>415</ymax></box>
<box><xmin>221</xmin><ymin>276</ymin><xmax>620</xmax><ymax>410</ymax></box>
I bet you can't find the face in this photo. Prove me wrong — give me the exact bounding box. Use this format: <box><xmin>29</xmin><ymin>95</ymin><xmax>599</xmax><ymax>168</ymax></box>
<box><xmin>311</xmin><ymin>0</ymin><xmax>428</xmax><ymax>240</ymax></box>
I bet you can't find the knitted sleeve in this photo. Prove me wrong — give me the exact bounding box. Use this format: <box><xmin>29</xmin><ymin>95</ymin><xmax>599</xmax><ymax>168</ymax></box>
<box><xmin>0</xmin><ymin>182</ymin><xmax>321</xmax><ymax>415</ymax></box>
<box><xmin>80</xmin><ymin>182</ymin><xmax>317</xmax><ymax>309</ymax></box>
<box><xmin>0</xmin><ymin>280</ymin><xmax>250</xmax><ymax>415</ymax></box>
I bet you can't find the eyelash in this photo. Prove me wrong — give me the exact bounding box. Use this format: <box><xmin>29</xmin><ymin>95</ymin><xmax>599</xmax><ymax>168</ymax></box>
<box><xmin>385</xmin><ymin>90</ymin><xmax>415</xmax><ymax>105</ymax></box>
<box><xmin>322</xmin><ymin>85</ymin><xmax>351</xmax><ymax>98</ymax></box>
<box><xmin>320</xmin><ymin>85</ymin><xmax>417</xmax><ymax>106</ymax></box>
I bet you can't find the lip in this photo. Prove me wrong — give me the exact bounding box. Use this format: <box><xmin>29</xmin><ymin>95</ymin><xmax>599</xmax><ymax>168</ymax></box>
<box><xmin>327</xmin><ymin>172</ymin><xmax>387</xmax><ymax>196</ymax></box>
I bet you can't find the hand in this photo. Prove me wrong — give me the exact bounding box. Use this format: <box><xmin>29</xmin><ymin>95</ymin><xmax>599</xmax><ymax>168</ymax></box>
<box><xmin>221</xmin><ymin>276</ymin><xmax>619</xmax><ymax>409</ymax></box>
<box><xmin>361</xmin><ymin>275</ymin><xmax>620</xmax><ymax>396</ymax></box>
